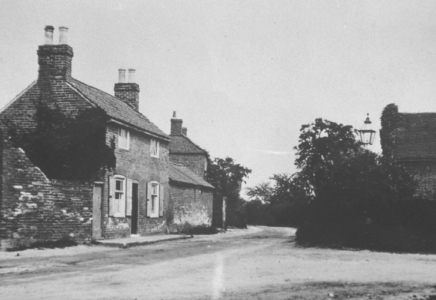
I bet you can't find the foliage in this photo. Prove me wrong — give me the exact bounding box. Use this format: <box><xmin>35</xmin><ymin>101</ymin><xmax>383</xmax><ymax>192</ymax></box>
<box><xmin>7</xmin><ymin>100</ymin><xmax>116</xmax><ymax>180</ymax></box>
<box><xmin>380</xmin><ymin>103</ymin><xmax>400</xmax><ymax>161</ymax></box>
<box><xmin>245</xmin><ymin>173</ymin><xmax>310</xmax><ymax>227</ymax></box>
<box><xmin>207</xmin><ymin>157</ymin><xmax>252</xmax><ymax>198</ymax></box>
<box><xmin>292</xmin><ymin>117</ymin><xmax>432</xmax><ymax>253</ymax></box>
<box><xmin>206</xmin><ymin>157</ymin><xmax>251</xmax><ymax>228</ymax></box>
<box><xmin>296</xmin><ymin>197</ymin><xmax>436</xmax><ymax>253</ymax></box>
<box><xmin>294</xmin><ymin>118</ymin><xmax>362</xmax><ymax>198</ymax></box>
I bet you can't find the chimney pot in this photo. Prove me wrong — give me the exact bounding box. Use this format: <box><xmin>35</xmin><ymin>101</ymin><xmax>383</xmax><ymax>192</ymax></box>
<box><xmin>44</xmin><ymin>26</ymin><xmax>54</xmax><ymax>45</ymax></box>
<box><xmin>59</xmin><ymin>26</ymin><xmax>69</xmax><ymax>44</ymax></box>
<box><xmin>173</xmin><ymin>111</ymin><xmax>177</xmax><ymax>118</ymax></box>
<box><xmin>118</xmin><ymin>69</ymin><xmax>126</xmax><ymax>83</ymax></box>
<box><xmin>182</xmin><ymin>127</ymin><xmax>187</xmax><ymax>136</ymax></box>
<box><xmin>128</xmin><ymin>69</ymin><xmax>136</xmax><ymax>83</ymax></box>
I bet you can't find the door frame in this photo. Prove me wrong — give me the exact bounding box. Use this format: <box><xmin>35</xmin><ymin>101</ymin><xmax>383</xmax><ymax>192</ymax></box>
<box><xmin>131</xmin><ymin>181</ymin><xmax>139</xmax><ymax>235</ymax></box>
<box><xmin>92</xmin><ymin>182</ymin><xmax>104</xmax><ymax>239</ymax></box>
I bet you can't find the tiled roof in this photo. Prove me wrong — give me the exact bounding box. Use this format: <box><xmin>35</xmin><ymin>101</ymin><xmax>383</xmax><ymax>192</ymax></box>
<box><xmin>169</xmin><ymin>163</ymin><xmax>214</xmax><ymax>189</ymax></box>
<box><xmin>169</xmin><ymin>135</ymin><xmax>207</xmax><ymax>154</ymax></box>
<box><xmin>395</xmin><ymin>113</ymin><xmax>436</xmax><ymax>160</ymax></box>
<box><xmin>67</xmin><ymin>78</ymin><xmax>169</xmax><ymax>140</ymax></box>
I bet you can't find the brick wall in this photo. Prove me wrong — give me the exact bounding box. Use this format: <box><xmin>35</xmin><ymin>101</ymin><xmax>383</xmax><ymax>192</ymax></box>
<box><xmin>170</xmin><ymin>154</ymin><xmax>207</xmax><ymax>178</ymax></box>
<box><xmin>0</xmin><ymin>136</ymin><xmax>94</xmax><ymax>251</ymax></box>
<box><xmin>102</xmin><ymin>123</ymin><xmax>170</xmax><ymax>238</ymax></box>
<box><xmin>401</xmin><ymin>161</ymin><xmax>436</xmax><ymax>200</ymax></box>
<box><xmin>169</xmin><ymin>182</ymin><xmax>213</xmax><ymax>231</ymax></box>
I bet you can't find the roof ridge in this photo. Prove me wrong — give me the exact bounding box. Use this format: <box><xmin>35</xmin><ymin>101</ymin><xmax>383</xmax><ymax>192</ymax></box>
<box><xmin>68</xmin><ymin>77</ymin><xmax>148</xmax><ymax>118</ymax></box>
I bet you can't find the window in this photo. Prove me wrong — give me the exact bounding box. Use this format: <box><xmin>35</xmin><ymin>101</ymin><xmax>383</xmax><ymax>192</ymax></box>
<box><xmin>118</xmin><ymin>128</ymin><xmax>130</xmax><ymax>150</ymax></box>
<box><xmin>150</xmin><ymin>139</ymin><xmax>159</xmax><ymax>157</ymax></box>
<box><xmin>147</xmin><ymin>181</ymin><xmax>163</xmax><ymax>218</ymax></box>
<box><xmin>109</xmin><ymin>176</ymin><xmax>126</xmax><ymax>217</ymax></box>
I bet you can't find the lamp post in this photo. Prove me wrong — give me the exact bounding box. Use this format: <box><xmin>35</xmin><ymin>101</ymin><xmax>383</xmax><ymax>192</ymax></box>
<box><xmin>357</xmin><ymin>113</ymin><xmax>376</xmax><ymax>222</ymax></box>
<box><xmin>358</xmin><ymin>113</ymin><xmax>376</xmax><ymax>146</ymax></box>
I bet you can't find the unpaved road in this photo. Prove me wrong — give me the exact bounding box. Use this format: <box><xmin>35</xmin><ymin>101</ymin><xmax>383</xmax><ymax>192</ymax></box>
<box><xmin>0</xmin><ymin>226</ymin><xmax>435</xmax><ymax>300</ymax></box>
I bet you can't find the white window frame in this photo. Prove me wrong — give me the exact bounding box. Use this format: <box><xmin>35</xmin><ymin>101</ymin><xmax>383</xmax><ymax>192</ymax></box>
<box><xmin>150</xmin><ymin>139</ymin><xmax>160</xmax><ymax>158</ymax></box>
<box><xmin>118</xmin><ymin>128</ymin><xmax>130</xmax><ymax>150</ymax></box>
<box><xmin>147</xmin><ymin>181</ymin><xmax>163</xmax><ymax>218</ymax></box>
<box><xmin>150</xmin><ymin>182</ymin><xmax>159</xmax><ymax>218</ymax></box>
<box><xmin>111</xmin><ymin>175</ymin><xmax>126</xmax><ymax>217</ymax></box>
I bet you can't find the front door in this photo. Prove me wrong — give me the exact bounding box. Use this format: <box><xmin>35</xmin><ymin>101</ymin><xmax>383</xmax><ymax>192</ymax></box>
<box><xmin>92</xmin><ymin>184</ymin><xmax>103</xmax><ymax>239</ymax></box>
<box><xmin>131</xmin><ymin>183</ymin><xmax>139</xmax><ymax>234</ymax></box>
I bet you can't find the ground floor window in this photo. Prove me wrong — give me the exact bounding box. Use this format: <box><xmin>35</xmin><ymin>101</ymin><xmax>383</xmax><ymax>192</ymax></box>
<box><xmin>147</xmin><ymin>181</ymin><xmax>164</xmax><ymax>218</ymax></box>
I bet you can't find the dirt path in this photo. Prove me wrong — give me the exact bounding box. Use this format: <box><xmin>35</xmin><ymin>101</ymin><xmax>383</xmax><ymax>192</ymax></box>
<box><xmin>0</xmin><ymin>226</ymin><xmax>435</xmax><ymax>299</ymax></box>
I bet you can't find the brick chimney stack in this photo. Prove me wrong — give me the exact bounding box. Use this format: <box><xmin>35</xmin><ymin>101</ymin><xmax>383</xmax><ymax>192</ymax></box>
<box><xmin>38</xmin><ymin>26</ymin><xmax>74</xmax><ymax>81</ymax></box>
<box><xmin>170</xmin><ymin>111</ymin><xmax>183</xmax><ymax>135</ymax></box>
<box><xmin>114</xmin><ymin>69</ymin><xmax>140</xmax><ymax>110</ymax></box>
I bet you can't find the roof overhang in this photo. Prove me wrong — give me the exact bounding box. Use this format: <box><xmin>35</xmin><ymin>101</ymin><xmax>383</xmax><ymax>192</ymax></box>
<box><xmin>108</xmin><ymin>119</ymin><xmax>170</xmax><ymax>142</ymax></box>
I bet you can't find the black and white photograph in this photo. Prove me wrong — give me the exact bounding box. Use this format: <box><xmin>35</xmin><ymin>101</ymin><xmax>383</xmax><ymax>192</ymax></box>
<box><xmin>0</xmin><ymin>1</ymin><xmax>436</xmax><ymax>299</ymax></box>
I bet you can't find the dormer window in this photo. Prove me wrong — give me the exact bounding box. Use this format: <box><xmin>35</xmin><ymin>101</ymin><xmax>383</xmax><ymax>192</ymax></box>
<box><xmin>150</xmin><ymin>139</ymin><xmax>160</xmax><ymax>158</ymax></box>
<box><xmin>118</xmin><ymin>128</ymin><xmax>130</xmax><ymax>150</ymax></box>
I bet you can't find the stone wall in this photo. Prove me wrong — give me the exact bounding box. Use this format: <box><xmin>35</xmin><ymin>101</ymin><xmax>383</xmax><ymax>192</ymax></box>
<box><xmin>401</xmin><ymin>161</ymin><xmax>436</xmax><ymax>200</ymax></box>
<box><xmin>102</xmin><ymin>123</ymin><xmax>170</xmax><ymax>238</ymax></box>
<box><xmin>169</xmin><ymin>182</ymin><xmax>213</xmax><ymax>231</ymax></box>
<box><xmin>0</xmin><ymin>136</ymin><xmax>94</xmax><ymax>251</ymax></box>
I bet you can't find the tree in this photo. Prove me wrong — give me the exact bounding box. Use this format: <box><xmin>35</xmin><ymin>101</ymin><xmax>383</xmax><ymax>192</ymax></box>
<box><xmin>246</xmin><ymin>173</ymin><xmax>309</xmax><ymax>205</ymax></box>
<box><xmin>207</xmin><ymin>157</ymin><xmax>252</xmax><ymax>199</ymax></box>
<box><xmin>246</xmin><ymin>173</ymin><xmax>311</xmax><ymax>227</ymax></box>
<box><xmin>294</xmin><ymin>118</ymin><xmax>362</xmax><ymax>198</ymax></box>
<box><xmin>207</xmin><ymin>157</ymin><xmax>251</xmax><ymax>227</ymax></box>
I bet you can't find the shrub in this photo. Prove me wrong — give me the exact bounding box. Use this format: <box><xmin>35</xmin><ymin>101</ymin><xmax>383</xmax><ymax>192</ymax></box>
<box><xmin>296</xmin><ymin>197</ymin><xmax>436</xmax><ymax>253</ymax></box>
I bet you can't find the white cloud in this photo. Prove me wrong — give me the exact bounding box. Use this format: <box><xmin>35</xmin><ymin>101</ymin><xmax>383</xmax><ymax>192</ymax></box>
<box><xmin>251</xmin><ymin>149</ymin><xmax>292</xmax><ymax>155</ymax></box>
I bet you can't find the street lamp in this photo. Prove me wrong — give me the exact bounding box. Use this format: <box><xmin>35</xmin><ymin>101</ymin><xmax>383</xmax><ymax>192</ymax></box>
<box><xmin>357</xmin><ymin>113</ymin><xmax>376</xmax><ymax>226</ymax></box>
<box><xmin>358</xmin><ymin>113</ymin><xmax>376</xmax><ymax>146</ymax></box>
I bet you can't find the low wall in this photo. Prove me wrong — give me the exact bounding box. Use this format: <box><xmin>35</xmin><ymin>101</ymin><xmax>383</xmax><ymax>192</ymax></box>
<box><xmin>0</xmin><ymin>138</ymin><xmax>94</xmax><ymax>251</ymax></box>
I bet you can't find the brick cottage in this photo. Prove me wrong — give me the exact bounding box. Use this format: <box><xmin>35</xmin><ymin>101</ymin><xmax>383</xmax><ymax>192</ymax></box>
<box><xmin>0</xmin><ymin>26</ymin><xmax>214</xmax><ymax>251</ymax></box>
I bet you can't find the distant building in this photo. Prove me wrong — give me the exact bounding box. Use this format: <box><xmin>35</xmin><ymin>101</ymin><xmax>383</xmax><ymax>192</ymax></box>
<box><xmin>381</xmin><ymin>104</ymin><xmax>436</xmax><ymax>200</ymax></box>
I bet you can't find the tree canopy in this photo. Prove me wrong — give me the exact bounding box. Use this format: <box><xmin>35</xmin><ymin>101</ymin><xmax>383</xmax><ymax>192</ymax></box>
<box><xmin>207</xmin><ymin>157</ymin><xmax>251</xmax><ymax>199</ymax></box>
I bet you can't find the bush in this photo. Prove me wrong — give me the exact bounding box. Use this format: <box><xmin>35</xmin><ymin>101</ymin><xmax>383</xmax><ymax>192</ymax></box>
<box><xmin>296</xmin><ymin>197</ymin><xmax>436</xmax><ymax>253</ymax></box>
<box><xmin>245</xmin><ymin>200</ymin><xmax>309</xmax><ymax>227</ymax></box>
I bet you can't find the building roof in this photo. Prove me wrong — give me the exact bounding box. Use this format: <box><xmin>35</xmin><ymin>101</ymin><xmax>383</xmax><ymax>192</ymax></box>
<box><xmin>67</xmin><ymin>78</ymin><xmax>169</xmax><ymax>140</ymax></box>
<box><xmin>169</xmin><ymin>163</ymin><xmax>214</xmax><ymax>189</ymax></box>
<box><xmin>169</xmin><ymin>134</ymin><xmax>208</xmax><ymax>154</ymax></box>
<box><xmin>395</xmin><ymin>113</ymin><xmax>436</xmax><ymax>160</ymax></box>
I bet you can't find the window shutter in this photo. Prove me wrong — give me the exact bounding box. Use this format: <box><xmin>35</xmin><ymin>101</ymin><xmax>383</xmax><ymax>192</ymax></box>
<box><xmin>146</xmin><ymin>182</ymin><xmax>152</xmax><ymax>217</ymax></box>
<box><xmin>126</xmin><ymin>178</ymin><xmax>132</xmax><ymax>216</ymax></box>
<box><xmin>157</xmin><ymin>141</ymin><xmax>160</xmax><ymax>157</ymax></box>
<box><xmin>109</xmin><ymin>176</ymin><xmax>116</xmax><ymax>216</ymax></box>
<box><xmin>159</xmin><ymin>184</ymin><xmax>164</xmax><ymax>217</ymax></box>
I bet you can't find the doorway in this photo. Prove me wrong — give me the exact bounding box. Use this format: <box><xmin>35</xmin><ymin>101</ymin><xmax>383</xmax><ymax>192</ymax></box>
<box><xmin>131</xmin><ymin>182</ymin><xmax>139</xmax><ymax>234</ymax></box>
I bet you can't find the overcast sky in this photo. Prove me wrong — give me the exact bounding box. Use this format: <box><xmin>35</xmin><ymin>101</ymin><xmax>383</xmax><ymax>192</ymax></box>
<box><xmin>1</xmin><ymin>0</ymin><xmax>436</xmax><ymax>192</ymax></box>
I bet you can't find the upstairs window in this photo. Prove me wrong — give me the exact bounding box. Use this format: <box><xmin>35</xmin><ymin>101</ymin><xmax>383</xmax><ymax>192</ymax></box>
<box><xmin>118</xmin><ymin>128</ymin><xmax>130</xmax><ymax>150</ymax></box>
<box><xmin>150</xmin><ymin>139</ymin><xmax>160</xmax><ymax>158</ymax></box>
